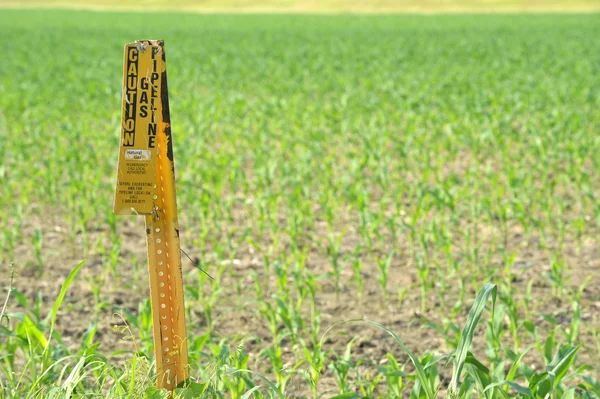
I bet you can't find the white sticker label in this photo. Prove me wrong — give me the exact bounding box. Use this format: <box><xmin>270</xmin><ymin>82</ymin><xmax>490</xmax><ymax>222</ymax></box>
<box><xmin>125</xmin><ymin>149</ymin><xmax>151</xmax><ymax>161</ymax></box>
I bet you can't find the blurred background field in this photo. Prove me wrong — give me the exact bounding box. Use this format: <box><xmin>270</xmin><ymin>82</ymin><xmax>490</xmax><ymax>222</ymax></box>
<box><xmin>1</xmin><ymin>0</ymin><xmax>600</xmax><ymax>12</ymax></box>
<box><xmin>0</xmin><ymin>5</ymin><xmax>600</xmax><ymax>399</ymax></box>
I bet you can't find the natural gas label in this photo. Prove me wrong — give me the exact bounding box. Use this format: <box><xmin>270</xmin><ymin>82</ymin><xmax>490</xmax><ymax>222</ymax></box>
<box><xmin>114</xmin><ymin>41</ymin><xmax>165</xmax><ymax>215</ymax></box>
<box><xmin>125</xmin><ymin>149</ymin><xmax>151</xmax><ymax>161</ymax></box>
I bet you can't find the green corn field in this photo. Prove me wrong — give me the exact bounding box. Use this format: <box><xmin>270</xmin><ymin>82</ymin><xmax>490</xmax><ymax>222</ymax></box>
<box><xmin>0</xmin><ymin>6</ymin><xmax>599</xmax><ymax>398</ymax></box>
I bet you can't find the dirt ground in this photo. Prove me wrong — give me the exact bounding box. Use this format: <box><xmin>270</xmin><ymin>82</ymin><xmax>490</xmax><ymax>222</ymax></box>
<box><xmin>2</xmin><ymin>199</ymin><xmax>599</xmax><ymax>397</ymax></box>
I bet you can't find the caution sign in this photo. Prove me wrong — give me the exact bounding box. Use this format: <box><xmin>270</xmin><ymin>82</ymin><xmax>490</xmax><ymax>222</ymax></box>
<box><xmin>114</xmin><ymin>40</ymin><xmax>165</xmax><ymax>215</ymax></box>
<box><xmin>113</xmin><ymin>40</ymin><xmax>189</xmax><ymax>391</ymax></box>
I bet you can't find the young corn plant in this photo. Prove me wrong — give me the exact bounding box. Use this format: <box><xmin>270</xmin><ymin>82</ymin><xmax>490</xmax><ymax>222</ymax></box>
<box><xmin>326</xmin><ymin>283</ymin><xmax>588</xmax><ymax>398</ymax></box>
<box><xmin>376</xmin><ymin>250</ymin><xmax>395</xmax><ymax>304</ymax></box>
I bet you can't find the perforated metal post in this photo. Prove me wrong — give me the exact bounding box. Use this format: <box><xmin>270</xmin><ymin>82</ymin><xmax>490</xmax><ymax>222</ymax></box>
<box><xmin>144</xmin><ymin>108</ymin><xmax>188</xmax><ymax>389</ymax></box>
<box><xmin>114</xmin><ymin>40</ymin><xmax>188</xmax><ymax>391</ymax></box>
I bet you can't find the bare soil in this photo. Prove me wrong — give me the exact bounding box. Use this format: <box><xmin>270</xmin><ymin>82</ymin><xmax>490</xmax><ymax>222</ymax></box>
<box><xmin>2</xmin><ymin>205</ymin><xmax>600</xmax><ymax>396</ymax></box>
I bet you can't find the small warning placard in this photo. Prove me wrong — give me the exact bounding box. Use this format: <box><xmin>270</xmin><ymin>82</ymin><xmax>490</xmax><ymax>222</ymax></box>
<box><xmin>114</xmin><ymin>41</ymin><xmax>165</xmax><ymax>215</ymax></box>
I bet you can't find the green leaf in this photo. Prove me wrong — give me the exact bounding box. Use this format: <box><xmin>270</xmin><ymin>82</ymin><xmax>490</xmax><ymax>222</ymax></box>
<box><xmin>329</xmin><ymin>393</ymin><xmax>362</xmax><ymax>399</ymax></box>
<box><xmin>547</xmin><ymin>345</ymin><xmax>579</xmax><ymax>388</ymax></box>
<box><xmin>173</xmin><ymin>387</ymin><xmax>194</xmax><ymax>399</ymax></box>
<box><xmin>464</xmin><ymin>363</ymin><xmax>511</xmax><ymax>399</ymax></box>
<box><xmin>457</xmin><ymin>375</ymin><xmax>476</xmax><ymax>398</ymax></box>
<box><xmin>63</xmin><ymin>355</ymin><xmax>87</xmax><ymax>398</ymax></box>
<box><xmin>232</xmin><ymin>369</ymin><xmax>285</xmax><ymax>399</ymax></box>
<box><xmin>145</xmin><ymin>387</ymin><xmax>169</xmax><ymax>399</ymax></box>
<box><xmin>543</xmin><ymin>331</ymin><xmax>556</xmax><ymax>364</ymax></box>
<box><xmin>448</xmin><ymin>283</ymin><xmax>497</xmax><ymax>397</ymax></box>
<box><xmin>424</xmin><ymin>354</ymin><xmax>449</xmax><ymax>370</ymax></box>
<box><xmin>464</xmin><ymin>352</ymin><xmax>489</xmax><ymax>374</ymax></box>
<box><xmin>506</xmin><ymin>381</ymin><xmax>533</xmax><ymax>398</ymax></box>
<box><xmin>386</xmin><ymin>370</ymin><xmax>410</xmax><ymax>378</ymax></box>
<box><xmin>45</xmin><ymin>387</ymin><xmax>62</xmax><ymax>399</ymax></box>
<box><xmin>16</xmin><ymin>315</ymin><xmax>47</xmax><ymax>350</ymax></box>
<box><xmin>529</xmin><ymin>372</ymin><xmax>553</xmax><ymax>398</ymax></box>
<box><xmin>319</xmin><ymin>318</ymin><xmax>435</xmax><ymax>399</ymax></box>
<box><xmin>45</xmin><ymin>260</ymin><xmax>86</xmax><ymax>353</ymax></box>
<box><xmin>80</xmin><ymin>321</ymin><xmax>97</xmax><ymax>350</ymax></box>
<box><xmin>506</xmin><ymin>344</ymin><xmax>535</xmax><ymax>384</ymax></box>
<box><xmin>564</xmin><ymin>364</ymin><xmax>594</xmax><ymax>381</ymax></box>
<box><xmin>523</xmin><ymin>320</ymin><xmax>536</xmax><ymax>334</ymax></box>
<box><xmin>506</xmin><ymin>382</ymin><xmax>534</xmax><ymax>397</ymax></box>
<box><xmin>188</xmin><ymin>381</ymin><xmax>208</xmax><ymax>394</ymax></box>
<box><xmin>241</xmin><ymin>386</ymin><xmax>262</xmax><ymax>399</ymax></box>
<box><xmin>483</xmin><ymin>381</ymin><xmax>533</xmax><ymax>397</ymax></box>
<box><xmin>363</xmin><ymin>320</ymin><xmax>436</xmax><ymax>399</ymax></box>
<box><xmin>536</xmin><ymin>375</ymin><xmax>553</xmax><ymax>398</ymax></box>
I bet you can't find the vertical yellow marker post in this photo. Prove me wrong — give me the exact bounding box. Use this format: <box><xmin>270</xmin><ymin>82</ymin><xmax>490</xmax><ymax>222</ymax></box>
<box><xmin>113</xmin><ymin>40</ymin><xmax>188</xmax><ymax>391</ymax></box>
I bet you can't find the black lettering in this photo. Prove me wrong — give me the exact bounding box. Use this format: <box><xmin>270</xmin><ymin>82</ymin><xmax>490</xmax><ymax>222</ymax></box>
<box><xmin>127</xmin><ymin>75</ymin><xmax>137</xmax><ymax>90</ymax></box>
<box><xmin>124</xmin><ymin>132</ymin><xmax>135</xmax><ymax>146</ymax></box>
<box><xmin>127</xmin><ymin>62</ymin><xmax>137</xmax><ymax>75</ymax></box>
<box><xmin>140</xmin><ymin>105</ymin><xmax>148</xmax><ymax>117</ymax></box>
<box><xmin>125</xmin><ymin>98</ymin><xmax>136</xmax><ymax>118</ymax></box>
<box><xmin>128</xmin><ymin>47</ymin><xmax>138</xmax><ymax>62</ymax></box>
<box><xmin>124</xmin><ymin>119</ymin><xmax>135</xmax><ymax>131</ymax></box>
<box><xmin>122</xmin><ymin>47</ymin><xmax>138</xmax><ymax>147</ymax></box>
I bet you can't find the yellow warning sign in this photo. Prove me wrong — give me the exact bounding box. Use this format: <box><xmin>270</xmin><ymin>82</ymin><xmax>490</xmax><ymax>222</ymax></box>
<box><xmin>113</xmin><ymin>40</ymin><xmax>189</xmax><ymax>391</ymax></box>
<box><xmin>114</xmin><ymin>41</ymin><xmax>165</xmax><ymax>215</ymax></box>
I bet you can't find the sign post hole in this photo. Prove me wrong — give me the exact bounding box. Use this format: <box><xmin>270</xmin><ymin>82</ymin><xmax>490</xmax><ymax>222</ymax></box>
<box><xmin>113</xmin><ymin>40</ymin><xmax>188</xmax><ymax>391</ymax></box>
